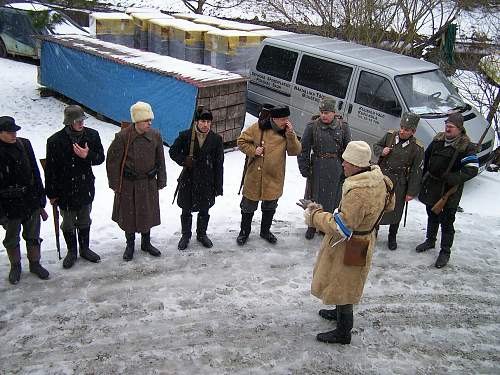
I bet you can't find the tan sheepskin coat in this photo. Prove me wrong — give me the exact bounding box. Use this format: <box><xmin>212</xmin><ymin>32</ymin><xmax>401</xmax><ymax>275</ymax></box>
<box><xmin>237</xmin><ymin>122</ymin><xmax>301</xmax><ymax>201</ymax></box>
<box><xmin>310</xmin><ymin>165</ymin><xmax>394</xmax><ymax>305</ymax></box>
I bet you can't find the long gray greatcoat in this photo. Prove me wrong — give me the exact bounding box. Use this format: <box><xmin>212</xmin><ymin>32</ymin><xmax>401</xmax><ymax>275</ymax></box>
<box><xmin>373</xmin><ymin>130</ymin><xmax>424</xmax><ymax>225</ymax></box>
<box><xmin>106</xmin><ymin>126</ymin><xmax>167</xmax><ymax>233</ymax></box>
<box><xmin>297</xmin><ymin>117</ymin><xmax>351</xmax><ymax>212</ymax></box>
<box><xmin>309</xmin><ymin>166</ymin><xmax>394</xmax><ymax>305</ymax></box>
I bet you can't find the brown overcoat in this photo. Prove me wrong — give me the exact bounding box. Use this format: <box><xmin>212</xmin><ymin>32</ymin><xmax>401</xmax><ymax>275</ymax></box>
<box><xmin>309</xmin><ymin>165</ymin><xmax>394</xmax><ymax>305</ymax></box>
<box><xmin>106</xmin><ymin>126</ymin><xmax>167</xmax><ymax>233</ymax></box>
<box><xmin>237</xmin><ymin>121</ymin><xmax>301</xmax><ymax>201</ymax></box>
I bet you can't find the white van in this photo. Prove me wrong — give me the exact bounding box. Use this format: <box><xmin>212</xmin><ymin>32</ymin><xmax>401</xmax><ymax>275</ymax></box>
<box><xmin>246</xmin><ymin>34</ymin><xmax>495</xmax><ymax>170</ymax></box>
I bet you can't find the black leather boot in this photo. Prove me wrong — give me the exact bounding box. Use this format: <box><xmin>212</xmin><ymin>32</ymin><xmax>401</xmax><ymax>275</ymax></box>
<box><xmin>236</xmin><ymin>212</ymin><xmax>253</xmax><ymax>245</ymax></box>
<box><xmin>305</xmin><ymin>226</ymin><xmax>316</xmax><ymax>240</ymax></box>
<box><xmin>123</xmin><ymin>232</ymin><xmax>135</xmax><ymax>261</ymax></box>
<box><xmin>388</xmin><ymin>223</ymin><xmax>398</xmax><ymax>250</ymax></box>
<box><xmin>317</xmin><ymin>305</ymin><xmax>353</xmax><ymax>344</ymax></box>
<box><xmin>260</xmin><ymin>209</ymin><xmax>277</xmax><ymax>244</ymax></box>
<box><xmin>178</xmin><ymin>213</ymin><xmax>192</xmax><ymax>250</ymax></box>
<box><xmin>416</xmin><ymin>218</ymin><xmax>438</xmax><ymax>253</ymax></box>
<box><xmin>78</xmin><ymin>227</ymin><xmax>101</xmax><ymax>263</ymax></box>
<box><xmin>29</xmin><ymin>261</ymin><xmax>50</xmax><ymax>280</ymax></box>
<box><xmin>141</xmin><ymin>231</ymin><xmax>161</xmax><ymax>257</ymax></box>
<box><xmin>9</xmin><ymin>263</ymin><xmax>22</xmax><ymax>285</ymax></box>
<box><xmin>435</xmin><ymin>248</ymin><xmax>451</xmax><ymax>268</ymax></box>
<box><xmin>318</xmin><ymin>308</ymin><xmax>337</xmax><ymax>321</ymax></box>
<box><xmin>63</xmin><ymin>231</ymin><xmax>78</xmax><ymax>269</ymax></box>
<box><xmin>196</xmin><ymin>214</ymin><xmax>213</xmax><ymax>248</ymax></box>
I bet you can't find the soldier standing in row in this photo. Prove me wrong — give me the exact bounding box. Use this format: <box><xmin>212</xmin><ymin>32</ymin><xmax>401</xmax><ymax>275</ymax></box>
<box><xmin>297</xmin><ymin>98</ymin><xmax>351</xmax><ymax>239</ymax></box>
<box><xmin>45</xmin><ymin>105</ymin><xmax>105</xmax><ymax>268</ymax></box>
<box><xmin>373</xmin><ymin>112</ymin><xmax>424</xmax><ymax>250</ymax></box>
<box><xmin>169</xmin><ymin>108</ymin><xmax>224</xmax><ymax>250</ymax></box>
<box><xmin>106</xmin><ymin>102</ymin><xmax>167</xmax><ymax>261</ymax></box>
<box><xmin>417</xmin><ymin>112</ymin><xmax>478</xmax><ymax>268</ymax></box>
<box><xmin>236</xmin><ymin>105</ymin><xmax>301</xmax><ymax>245</ymax></box>
<box><xmin>0</xmin><ymin>116</ymin><xmax>49</xmax><ymax>284</ymax></box>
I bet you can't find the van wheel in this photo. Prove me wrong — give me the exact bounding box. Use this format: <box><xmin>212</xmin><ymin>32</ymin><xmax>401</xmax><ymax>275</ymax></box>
<box><xmin>0</xmin><ymin>38</ymin><xmax>7</xmax><ymax>58</ymax></box>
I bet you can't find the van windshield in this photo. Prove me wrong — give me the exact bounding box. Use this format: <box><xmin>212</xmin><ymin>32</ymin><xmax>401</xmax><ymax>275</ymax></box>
<box><xmin>395</xmin><ymin>70</ymin><xmax>466</xmax><ymax>117</ymax></box>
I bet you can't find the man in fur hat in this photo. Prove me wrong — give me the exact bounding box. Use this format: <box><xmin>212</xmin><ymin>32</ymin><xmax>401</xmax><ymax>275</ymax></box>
<box><xmin>45</xmin><ymin>105</ymin><xmax>105</xmax><ymax>269</ymax></box>
<box><xmin>297</xmin><ymin>97</ymin><xmax>351</xmax><ymax>239</ymax></box>
<box><xmin>416</xmin><ymin>112</ymin><xmax>478</xmax><ymax>268</ymax></box>
<box><xmin>236</xmin><ymin>105</ymin><xmax>301</xmax><ymax>245</ymax></box>
<box><xmin>0</xmin><ymin>116</ymin><xmax>50</xmax><ymax>284</ymax></box>
<box><xmin>169</xmin><ymin>108</ymin><xmax>224</xmax><ymax>250</ymax></box>
<box><xmin>106</xmin><ymin>101</ymin><xmax>167</xmax><ymax>261</ymax></box>
<box><xmin>301</xmin><ymin>141</ymin><xmax>394</xmax><ymax>344</ymax></box>
<box><xmin>373</xmin><ymin>112</ymin><xmax>424</xmax><ymax>250</ymax></box>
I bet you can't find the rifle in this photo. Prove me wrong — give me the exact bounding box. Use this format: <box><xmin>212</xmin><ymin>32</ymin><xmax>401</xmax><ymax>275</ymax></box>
<box><xmin>377</xmin><ymin>131</ymin><xmax>397</xmax><ymax>165</ymax></box>
<box><xmin>39</xmin><ymin>158</ymin><xmax>62</xmax><ymax>260</ymax></box>
<box><xmin>431</xmin><ymin>185</ymin><xmax>458</xmax><ymax>215</ymax></box>
<box><xmin>238</xmin><ymin>105</ymin><xmax>271</xmax><ymax>194</ymax></box>
<box><xmin>173</xmin><ymin>106</ymin><xmax>202</xmax><ymax>204</ymax></box>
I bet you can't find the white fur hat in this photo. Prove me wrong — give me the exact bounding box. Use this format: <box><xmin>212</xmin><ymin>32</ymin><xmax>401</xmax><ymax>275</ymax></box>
<box><xmin>342</xmin><ymin>141</ymin><xmax>372</xmax><ymax>168</ymax></box>
<box><xmin>130</xmin><ymin>101</ymin><xmax>154</xmax><ymax>123</ymax></box>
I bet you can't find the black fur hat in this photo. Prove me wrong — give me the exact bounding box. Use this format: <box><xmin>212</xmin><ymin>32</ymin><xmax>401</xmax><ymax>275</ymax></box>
<box><xmin>270</xmin><ymin>105</ymin><xmax>290</xmax><ymax>119</ymax></box>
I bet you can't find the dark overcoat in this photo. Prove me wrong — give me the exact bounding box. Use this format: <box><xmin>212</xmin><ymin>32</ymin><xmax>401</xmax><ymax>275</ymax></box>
<box><xmin>0</xmin><ymin>138</ymin><xmax>46</xmax><ymax>220</ymax></box>
<box><xmin>418</xmin><ymin>132</ymin><xmax>478</xmax><ymax>209</ymax></box>
<box><xmin>169</xmin><ymin>128</ymin><xmax>224</xmax><ymax>211</ymax></box>
<box><xmin>297</xmin><ymin>117</ymin><xmax>351</xmax><ymax>212</ymax></box>
<box><xmin>106</xmin><ymin>126</ymin><xmax>167</xmax><ymax>233</ymax></box>
<box><xmin>373</xmin><ymin>130</ymin><xmax>424</xmax><ymax>224</ymax></box>
<box><xmin>45</xmin><ymin>127</ymin><xmax>104</xmax><ymax>210</ymax></box>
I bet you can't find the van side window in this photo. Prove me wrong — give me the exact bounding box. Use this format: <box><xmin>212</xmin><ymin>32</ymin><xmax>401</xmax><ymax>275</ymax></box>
<box><xmin>296</xmin><ymin>55</ymin><xmax>352</xmax><ymax>98</ymax></box>
<box><xmin>355</xmin><ymin>71</ymin><xmax>401</xmax><ymax>116</ymax></box>
<box><xmin>256</xmin><ymin>45</ymin><xmax>298</xmax><ymax>82</ymax></box>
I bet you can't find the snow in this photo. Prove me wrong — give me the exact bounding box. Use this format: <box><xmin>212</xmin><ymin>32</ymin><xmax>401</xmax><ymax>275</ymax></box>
<box><xmin>0</xmin><ymin>57</ymin><xmax>499</xmax><ymax>374</ymax></box>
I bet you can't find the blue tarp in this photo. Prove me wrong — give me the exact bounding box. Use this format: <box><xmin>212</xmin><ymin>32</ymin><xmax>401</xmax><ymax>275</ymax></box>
<box><xmin>40</xmin><ymin>41</ymin><xmax>198</xmax><ymax>145</ymax></box>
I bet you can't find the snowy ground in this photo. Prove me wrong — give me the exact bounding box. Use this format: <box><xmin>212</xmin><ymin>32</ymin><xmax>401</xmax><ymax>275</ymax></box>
<box><xmin>0</xmin><ymin>57</ymin><xmax>500</xmax><ymax>374</ymax></box>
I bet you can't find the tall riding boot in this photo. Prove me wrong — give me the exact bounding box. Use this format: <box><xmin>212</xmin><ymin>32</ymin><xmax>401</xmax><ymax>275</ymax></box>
<box><xmin>317</xmin><ymin>304</ymin><xmax>353</xmax><ymax>344</ymax></box>
<box><xmin>236</xmin><ymin>212</ymin><xmax>253</xmax><ymax>245</ymax></box>
<box><xmin>77</xmin><ymin>227</ymin><xmax>101</xmax><ymax>263</ymax></box>
<box><xmin>388</xmin><ymin>223</ymin><xmax>399</xmax><ymax>250</ymax></box>
<box><xmin>27</xmin><ymin>244</ymin><xmax>49</xmax><ymax>280</ymax></box>
<box><xmin>123</xmin><ymin>232</ymin><xmax>135</xmax><ymax>261</ymax></box>
<box><xmin>260</xmin><ymin>209</ymin><xmax>277</xmax><ymax>244</ymax></box>
<box><xmin>178</xmin><ymin>213</ymin><xmax>192</xmax><ymax>250</ymax></box>
<box><xmin>141</xmin><ymin>231</ymin><xmax>161</xmax><ymax>257</ymax></box>
<box><xmin>196</xmin><ymin>214</ymin><xmax>213</xmax><ymax>248</ymax></box>
<box><xmin>436</xmin><ymin>227</ymin><xmax>454</xmax><ymax>268</ymax></box>
<box><xmin>63</xmin><ymin>231</ymin><xmax>78</xmax><ymax>269</ymax></box>
<box><xmin>7</xmin><ymin>246</ymin><xmax>22</xmax><ymax>285</ymax></box>
<box><xmin>416</xmin><ymin>219</ymin><xmax>439</xmax><ymax>253</ymax></box>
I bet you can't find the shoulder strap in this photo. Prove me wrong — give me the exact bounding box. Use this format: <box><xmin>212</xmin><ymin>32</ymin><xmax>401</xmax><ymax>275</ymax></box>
<box><xmin>118</xmin><ymin>127</ymin><xmax>133</xmax><ymax>194</ymax></box>
<box><xmin>18</xmin><ymin>138</ymin><xmax>35</xmax><ymax>185</ymax></box>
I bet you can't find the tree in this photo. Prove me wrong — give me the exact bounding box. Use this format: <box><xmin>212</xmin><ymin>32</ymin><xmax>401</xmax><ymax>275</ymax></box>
<box><xmin>179</xmin><ymin>0</ymin><xmax>249</xmax><ymax>15</ymax></box>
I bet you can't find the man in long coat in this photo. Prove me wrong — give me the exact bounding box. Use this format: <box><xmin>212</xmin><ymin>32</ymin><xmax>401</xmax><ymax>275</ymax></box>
<box><xmin>106</xmin><ymin>102</ymin><xmax>167</xmax><ymax>261</ymax></box>
<box><xmin>373</xmin><ymin>112</ymin><xmax>424</xmax><ymax>250</ymax></box>
<box><xmin>416</xmin><ymin>112</ymin><xmax>478</xmax><ymax>268</ymax></box>
<box><xmin>45</xmin><ymin>105</ymin><xmax>105</xmax><ymax>268</ymax></box>
<box><xmin>297</xmin><ymin>98</ymin><xmax>351</xmax><ymax>239</ymax></box>
<box><xmin>169</xmin><ymin>108</ymin><xmax>224</xmax><ymax>250</ymax></box>
<box><xmin>302</xmin><ymin>141</ymin><xmax>394</xmax><ymax>344</ymax></box>
<box><xmin>0</xmin><ymin>116</ymin><xmax>49</xmax><ymax>284</ymax></box>
<box><xmin>236</xmin><ymin>105</ymin><xmax>301</xmax><ymax>245</ymax></box>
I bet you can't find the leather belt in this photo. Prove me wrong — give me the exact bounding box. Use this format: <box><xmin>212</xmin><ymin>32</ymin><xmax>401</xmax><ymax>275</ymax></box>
<box><xmin>315</xmin><ymin>152</ymin><xmax>338</xmax><ymax>159</ymax></box>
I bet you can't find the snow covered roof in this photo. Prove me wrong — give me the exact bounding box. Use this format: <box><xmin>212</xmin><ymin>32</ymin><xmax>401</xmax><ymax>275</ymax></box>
<box><xmin>217</xmin><ymin>21</ymin><xmax>271</xmax><ymax>32</ymax></box>
<box><xmin>148</xmin><ymin>18</ymin><xmax>196</xmax><ymax>28</ymax></box>
<box><xmin>130</xmin><ymin>12</ymin><xmax>172</xmax><ymax>21</ymax></box>
<box><xmin>4</xmin><ymin>2</ymin><xmax>49</xmax><ymax>11</ymax></box>
<box><xmin>90</xmin><ymin>12</ymin><xmax>133</xmax><ymax>20</ymax></box>
<box><xmin>39</xmin><ymin>35</ymin><xmax>246</xmax><ymax>86</ymax></box>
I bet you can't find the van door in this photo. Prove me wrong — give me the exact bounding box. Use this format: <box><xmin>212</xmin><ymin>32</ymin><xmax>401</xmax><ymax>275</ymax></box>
<box><xmin>247</xmin><ymin>44</ymin><xmax>299</xmax><ymax>117</ymax></box>
<box><xmin>290</xmin><ymin>53</ymin><xmax>355</xmax><ymax>136</ymax></box>
<box><xmin>345</xmin><ymin>69</ymin><xmax>403</xmax><ymax>145</ymax></box>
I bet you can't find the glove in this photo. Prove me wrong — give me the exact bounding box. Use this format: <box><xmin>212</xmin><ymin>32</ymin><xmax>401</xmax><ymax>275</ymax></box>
<box><xmin>184</xmin><ymin>156</ymin><xmax>194</xmax><ymax>169</ymax></box>
<box><xmin>304</xmin><ymin>202</ymin><xmax>322</xmax><ymax>227</ymax></box>
<box><xmin>296</xmin><ymin>199</ymin><xmax>313</xmax><ymax>209</ymax></box>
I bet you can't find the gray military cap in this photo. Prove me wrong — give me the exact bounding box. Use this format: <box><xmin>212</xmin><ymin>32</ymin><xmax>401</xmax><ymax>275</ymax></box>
<box><xmin>319</xmin><ymin>98</ymin><xmax>336</xmax><ymax>112</ymax></box>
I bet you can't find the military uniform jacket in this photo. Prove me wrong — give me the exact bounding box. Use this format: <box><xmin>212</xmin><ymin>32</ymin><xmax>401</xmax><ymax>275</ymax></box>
<box><xmin>297</xmin><ymin>117</ymin><xmax>351</xmax><ymax>212</ymax></box>
<box><xmin>418</xmin><ymin>132</ymin><xmax>478</xmax><ymax>209</ymax></box>
<box><xmin>0</xmin><ymin>138</ymin><xmax>46</xmax><ymax>220</ymax></box>
<box><xmin>45</xmin><ymin>127</ymin><xmax>105</xmax><ymax>211</ymax></box>
<box><xmin>373</xmin><ymin>130</ymin><xmax>424</xmax><ymax>224</ymax></box>
<box><xmin>237</xmin><ymin>119</ymin><xmax>301</xmax><ymax>201</ymax></box>
<box><xmin>169</xmin><ymin>128</ymin><xmax>224</xmax><ymax>211</ymax></box>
